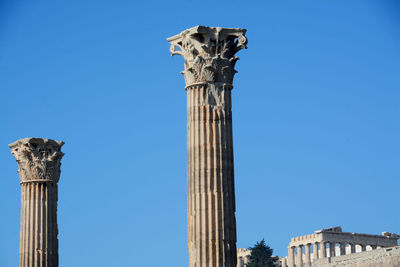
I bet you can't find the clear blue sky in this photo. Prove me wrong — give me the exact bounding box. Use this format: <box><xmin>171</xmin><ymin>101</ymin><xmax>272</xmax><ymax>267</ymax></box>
<box><xmin>1</xmin><ymin>1</ymin><xmax>399</xmax><ymax>266</ymax></box>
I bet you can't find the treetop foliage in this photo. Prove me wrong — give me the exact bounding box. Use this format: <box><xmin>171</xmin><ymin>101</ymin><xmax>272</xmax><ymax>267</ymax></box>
<box><xmin>246</xmin><ymin>239</ymin><xmax>279</xmax><ymax>267</ymax></box>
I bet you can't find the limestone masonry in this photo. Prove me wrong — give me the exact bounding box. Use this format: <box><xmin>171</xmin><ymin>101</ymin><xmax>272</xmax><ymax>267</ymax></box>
<box><xmin>10</xmin><ymin>138</ymin><xmax>64</xmax><ymax>267</ymax></box>
<box><xmin>313</xmin><ymin>245</ymin><xmax>400</xmax><ymax>267</ymax></box>
<box><xmin>281</xmin><ymin>226</ymin><xmax>399</xmax><ymax>267</ymax></box>
<box><xmin>168</xmin><ymin>25</ymin><xmax>247</xmax><ymax>267</ymax></box>
<box><xmin>237</xmin><ymin>248</ymin><xmax>251</xmax><ymax>267</ymax></box>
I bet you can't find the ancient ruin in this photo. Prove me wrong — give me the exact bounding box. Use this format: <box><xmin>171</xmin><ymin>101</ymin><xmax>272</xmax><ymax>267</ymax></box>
<box><xmin>9</xmin><ymin>138</ymin><xmax>64</xmax><ymax>267</ymax></box>
<box><xmin>168</xmin><ymin>25</ymin><xmax>248</xmax><ymax>267</ymax></box>
<box><xmin>313</xmin><ymin>245</ymin><xmax>400</xmax><ymax>267</ymax></box>
<box><xmin>237</xmin><ymin>248</ymin><xmax>251</xmax><ymax>267</ymax></box>
<box><xmin>281</xmin><ymin>226</ymin><xmax>399</xmax><ymax>267</ymax></box>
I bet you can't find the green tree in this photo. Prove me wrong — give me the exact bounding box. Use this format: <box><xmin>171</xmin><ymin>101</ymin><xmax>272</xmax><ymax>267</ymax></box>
<box><xmin>246</xmin><ymin>239</ymin><xmax>279</xmax><ymax>267</ymax></box>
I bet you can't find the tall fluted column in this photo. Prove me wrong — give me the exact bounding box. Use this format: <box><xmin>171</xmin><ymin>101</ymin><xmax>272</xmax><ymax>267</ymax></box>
<box><xmin>305</xmin><ymin>244</ymin><xmax>311</xmax><ymax>267</ymax></box>
<box><xmin>313</xmin><ymin>242</ymin><xmax>319</xmax><ymax>261</ymax></box>
<box><xmin>288</xmin><ymin>247</ymin><xmax>295</xmax><ymax>267</ymax></box>
<box><xmin>297</xmin><ymin>245</ymin><xmax>303</xmax><ymax>267</ymax></box>
<box><xmin>9</xmin><ymin>138</ymin><xmax>64</xmax><ymax>267</ymax></box>
<box><xmin>320</xmin><ymin>242</ymin><xmax>327</xmax><ymax>258</ymax></box>
<box><xmin>168</xmin><ymin>26</ymin><xmax>248</xmax><ymax>267</ymax></box>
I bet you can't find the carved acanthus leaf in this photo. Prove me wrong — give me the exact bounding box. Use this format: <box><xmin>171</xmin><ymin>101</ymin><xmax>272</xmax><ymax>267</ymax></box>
<box><xmin>9</xmin><ymin>138</ymin><xmax>64</xmax><ymax>184</ymax></box>
<box><xmin>168</xmin><ymin>26</ymin><xmax>247</xmax><ymax>86</ymax></box>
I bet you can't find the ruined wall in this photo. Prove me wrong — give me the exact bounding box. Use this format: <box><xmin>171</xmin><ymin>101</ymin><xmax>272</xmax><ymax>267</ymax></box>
<box><xmin>313</xmin><ymin>246</ymin><xmax>400</xmax><ymax>267</ymax></box>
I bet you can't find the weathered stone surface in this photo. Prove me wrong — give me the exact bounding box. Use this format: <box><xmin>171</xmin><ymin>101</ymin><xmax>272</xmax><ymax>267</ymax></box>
<box><xmin>313</xmin><ymin>246</ymin><xmax>400</xmax><ymax>267</ymax></box>
<box><xmin>237</xmin><ymin>248</ymin><xmax>251</xmax><ymax>267</ymax></box>
<box><xmin>168</xmin><ymin>25</ymin><xmax>247</xmax><ymax>86</ymax></box>
<box><xmin>10</xmin><ymin>138</ymin><xmax>64</xmax><ymax>267</ymax></box>
<box><xmin>9</xmin><ymin>138</ymin><xmax>64</xmax><ymax>184</ymax></box>
<box><xmin>168</xmin><ymin>26</ymin><xmax>247</xmax><ymax>267</ymax></box>
<box><xmin>283</xmin><ymin>226</ymin><xmax>399</xmax><ymax>267</ymax></box>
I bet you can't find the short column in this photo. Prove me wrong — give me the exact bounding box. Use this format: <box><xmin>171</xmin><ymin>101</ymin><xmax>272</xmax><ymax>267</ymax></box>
<box><xmin>320</xmin><ymin>242</ymin><xmax>327</xmax><ymax>258</ymax></box>
<box><xmin>10</xmin><ymin>138</ymin><xmax>64</xmax><ymax>267</ymax></box>
<box><xmin>361</xmin><ymin>245</ymin><xmax>366</xmax><ymax>252</ymax></box>
<box><xmin>313</xmin><ymin>242</ymin><xmax>319</xmax><ymax>261</ymax></box>
<box><xmin>350</xmin><ymin>243</ymin><xmax>356</xmax><ymax>254</ymax></box>
<box><xmin>288</xmin><ymin>247</ymin><xmax>295</xmax><ymax>267</ymax></box>
<box><xmin>340</xmin><ymin>243</ymin><xmax>346</xmax><ymax>256</ymax></box>
<box><xmin>305</xmin><ymin>244</ymin><xmax>311</xmax><ymax>267</ymax></box>
<box><xmin>329</xmin><ymin>242</ymin><xmax>335</xmax><ymax>257</ymax></box>
<box><xmin>297</xmin><ymin>245</ymin><xmax>303</xmax><ymax>267</ymax></box>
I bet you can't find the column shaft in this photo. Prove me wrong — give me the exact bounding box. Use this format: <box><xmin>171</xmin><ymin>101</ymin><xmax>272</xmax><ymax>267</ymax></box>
<box><xmin>320</xmin><ymin>242</ymin><xmax>327</xmax><ymax>258</ymax></box>
<box><xmin>329</xmin><ymin>242</ymin><xmax>335</xmax><ymax>257</ymax></box>
<box><xmin>340</xmin><ymin>243</ymin><xmax>346</xmax><ymax>256</ymax></box>
<box><xmin>305</xmin><ymin>244</ymin><xmax>311</xmax><ymax>267</ymax></box>
<box><xmin>20</xmin><ymin>182</ymin><xmax>58</xmax><ymax>267</ymax></box>
<box><xmin>313</xmin><ymin>242</ymin><xmax>319</xmax><ymax>261</ymax></box>
<box><xmin>297</xmin><ymin>246</ymin><xmax>303</xmax><ymax>267</ymax></box>
<box><xmin>350</xmin><ymin>244</ymin><xmax>356</xmax><ymax>254</ymax></box>
<box><xmin>187</xmin><ymin>85</ymin><xmax>236</xmax><ymax>267</ymax></box>
<box><xmin>288</xmin><ymin>247</ymin><xmax>295</xmax><ymax>267</ymax></box>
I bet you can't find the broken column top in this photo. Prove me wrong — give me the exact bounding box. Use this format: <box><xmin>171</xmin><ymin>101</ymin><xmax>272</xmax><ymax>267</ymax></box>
<box><xmin>9</xmin><ymin>137</ymin><xmax>64</xmax><ymax>184</ymax></box>
<box><xmin>9</xmin><ymin>137</ymin><xmax>64</xmax><ymax>149</ymax></box>
<box><xmin>167</xmin><ymin>25</ymin><xmax>248</xmax><ymax>87</ymax></box>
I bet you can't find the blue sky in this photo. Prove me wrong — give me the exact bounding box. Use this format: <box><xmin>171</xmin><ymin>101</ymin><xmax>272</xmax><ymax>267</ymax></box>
<box><xmin>0</xmin><ymin>1</ymin><xmax>399</xmax><ymax>266</ymax></box>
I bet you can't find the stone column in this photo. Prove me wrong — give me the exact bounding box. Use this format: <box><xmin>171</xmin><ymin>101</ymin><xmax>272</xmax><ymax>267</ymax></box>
<box><xmin>288</xmin><ymin>247</ymin><xmax>295</xmax><ymax>267</ymax></box>
<box><xmin>350</xmin><ymin>243</ymin><xmax>356</xmax><ymax>253</ymax></box>
<box><xmin>313</xmin><ymin>242</ymin><xmax>319</xmax><ymax>261</ymax></box>
<box><xmin>320</xmin><ymin>242</ymin><xmax>327</xmax><ymax>258</ymax></box>
<box><xmin>340</xmin><ymin>243</ymin><xmax>346</xmax><ymax>256</ymax></box>
<box><xmin>329</xmin><ymin>242</ymin><xmax>335</xmax><ymax>257</ymax></box>
<box><xmin>168</xmin><ymin>26</ymin><xmax>248</xmax><ymax>267</ymax></box>
<box><xmin>305</xmin><ymin>244</ymin><xmax>311</xmax><ymax>267</ymax></box>
<box><xmin>297</xmin><ymin>245</ymin><xmax>303</xmax><ymax>267</ymax></box>
<box><xmin>280</xmin><ymin>257</ymin><xmax>287</xmax><ymax>267</ymax></box>
<box><xmin>9</xmin><ymin>138</ymin><xmax>64</xmax><ymax>267</ymax></box>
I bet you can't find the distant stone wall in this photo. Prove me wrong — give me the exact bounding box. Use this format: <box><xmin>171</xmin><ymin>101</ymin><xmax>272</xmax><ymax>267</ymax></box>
<box><xmin>313</xmin><ymin>246</ymin><xmax>400</xmax><ymax>267</ymax></box>
<box><xmin>237</xmin><ymin>248</ymin><xmax>251</xmax><ymax>267</ymax></box>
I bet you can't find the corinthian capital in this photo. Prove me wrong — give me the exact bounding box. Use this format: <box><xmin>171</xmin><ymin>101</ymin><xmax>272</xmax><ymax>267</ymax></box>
<box><xmin>167</xmin><ymin>25</ymin><xmax>247</xmax><ymax>87</ymax></box>
<box><xmin>9</xmin><ymin>138</ymin><xmax>64</xmax><ymax>184</ymax></box>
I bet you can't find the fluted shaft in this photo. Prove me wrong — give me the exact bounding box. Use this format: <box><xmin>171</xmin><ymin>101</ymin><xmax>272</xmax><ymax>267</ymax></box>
<box><xmin>320</xmin><ymin>242</ymin><xmax>327</xmax><ymax>258</ymax></box>
<box><xmin>20</xmin><ymin>182</ymin><xmax>59</xmax><ymax>267</ymax></box>
<box><xmin>329</xmin><ymin>242</ymin><xmax>336</xmax><ymax>257</ymax></box>
<box><xmin>10</xmin><ymin>138</ymin><xmax>64</xmax><ymax>267</ymax></box>
<box><xmin>187</xmin><ymin>84</ymin><xmax>236</xmax><ymax>266</ymax></box>
<box><xmin>313</xmin><ymin>242</ymin><xmax>319</xmax><ymax>261</ymax></box>
<box><xmin>288</xmin><ymin>247</ymin><xmax>295</xmax><ymax>267</ymax></box>
<box><xmin>297</xmin><ymin>245</ymin><xmax>303</xmax><ymax>267</ymax></box>
<box><xmin>305</xmin><ymin>244</ymin><xmax>311</xmax><ymax>267</ymax></box>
